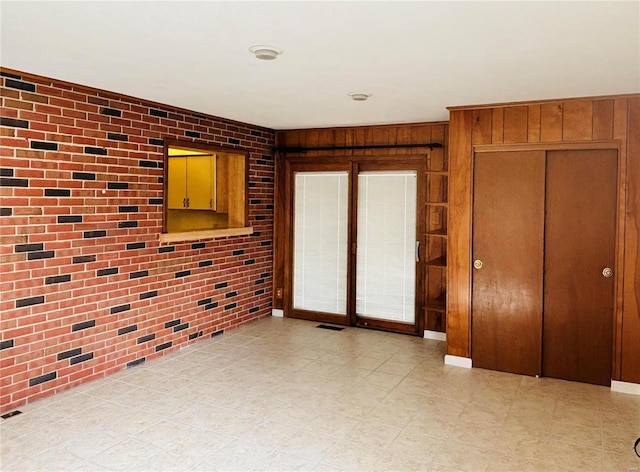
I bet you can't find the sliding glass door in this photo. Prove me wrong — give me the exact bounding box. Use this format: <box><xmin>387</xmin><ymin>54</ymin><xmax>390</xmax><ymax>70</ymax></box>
<box><xmin>355</xmin><ymin>170</ymin><xmax>417</xmax><ymax>332</ymax></box>
<box><xmin>286</xmin><ymin>158</ymin><xmax>424</xmax><ymax>335</ymax></box>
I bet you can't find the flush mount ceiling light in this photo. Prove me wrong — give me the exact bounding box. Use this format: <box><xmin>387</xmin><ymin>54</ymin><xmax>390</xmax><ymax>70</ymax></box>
<box><xmin>249</xmin><ymin>45</ymin><xmax>283</xmax><ymax>61</ymax></box>
<box><xmin>348</xmin><ymin>92</ymin><xmax>372</xmax><ymax>102</ymax></box>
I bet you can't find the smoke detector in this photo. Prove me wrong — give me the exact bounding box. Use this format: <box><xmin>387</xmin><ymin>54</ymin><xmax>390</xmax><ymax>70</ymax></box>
<box><xmin>249</xmin><ymin>45</ymin><xmax>283</xmax><ymax>61</ymax></box>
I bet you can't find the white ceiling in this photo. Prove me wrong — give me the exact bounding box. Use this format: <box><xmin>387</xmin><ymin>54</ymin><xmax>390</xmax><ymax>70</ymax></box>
<box><xmin>1</xmin><ymin>1</ymin><xmax>639</xmax><ymax>130</ymax></box>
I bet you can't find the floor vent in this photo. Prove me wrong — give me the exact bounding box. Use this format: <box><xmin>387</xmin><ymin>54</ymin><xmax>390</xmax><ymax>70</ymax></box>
<box><xmin>1</xmin><ymin>410</ymin><xmax>22</xmax><ymax>419</ymax></box>
<box><xmin>316</xmin><ymin>324</ymin><xmax>345</xmax><ymax>331</ymax></box>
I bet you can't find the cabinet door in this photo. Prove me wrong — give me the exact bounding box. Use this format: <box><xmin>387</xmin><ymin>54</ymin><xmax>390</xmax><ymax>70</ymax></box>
<box><xmin>167</xmin><ymin>157</ymin><xmax>187</xmax><ymax>209</ymax></box>
<box><xmin>187</xmin><ymin>156</ymin><xmax>214</xmax><ymax>210</ymax></box>
<box><xmin>471</xmin><ymin>151</ymin><xmax>545</xmax><ymax>376</ymax></box>
<box><xmin>543</xmin><ymin>150</ymin><xmax>617</xmax><ymax>386</ymax></box>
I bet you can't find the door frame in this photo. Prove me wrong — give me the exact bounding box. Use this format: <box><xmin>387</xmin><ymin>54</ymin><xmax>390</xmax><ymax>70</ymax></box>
<box><xmin>470</xmin><ymin>141</ymin><xmax>623</xmax><ymax>379</ymax></box>
<box><xmin>283</xmin><ymin>154</ymin><xmax>427</xmax><ymax>335</ymax></box>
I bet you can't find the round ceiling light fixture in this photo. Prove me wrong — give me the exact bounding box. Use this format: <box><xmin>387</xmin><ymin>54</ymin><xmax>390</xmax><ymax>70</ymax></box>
<box><xmin>348</xmin><ymin>92</ymin><xmax>372</xmax><ymax>102</ymax></box>
<box><xmin>249</xmin><ymin>45</ymin><xmax>283</xmax><ymax>61</ymax></box>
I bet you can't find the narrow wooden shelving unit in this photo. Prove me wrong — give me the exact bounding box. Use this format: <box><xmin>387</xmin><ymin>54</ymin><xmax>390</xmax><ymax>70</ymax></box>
<box><xmin>424</xmin><ymin>136</ymin><xmax>448</xmax><ymax>335</ymax></box>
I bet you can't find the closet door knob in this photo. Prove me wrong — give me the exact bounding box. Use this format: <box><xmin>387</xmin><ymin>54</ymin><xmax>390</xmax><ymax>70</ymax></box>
<box><xmin>602</xmin><ymin>267</ymin><xmax>613</xmax><ymax>278</ymax></box>
<box><xmin>473</xmin><ymin>259</ymin><xmax>483</xmax><ymax>270</ymax></box>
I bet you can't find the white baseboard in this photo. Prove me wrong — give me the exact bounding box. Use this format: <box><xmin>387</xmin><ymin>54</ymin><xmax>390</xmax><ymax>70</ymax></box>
<box><xmin>423</xmin><ymin>330</ymin><xmax>446</xmax><ymax>341</ymax></box>
<box><xmin>611</xmin><ymin>380</ymin><xmax>640</xmax><ymax>395</ymax></box>
<box><xmin>444</xmin><ymin>355</ymin><xmax>472</xmax><ymax>369</ymax></box>
<box><xmin>271</xmin><ymin>309</ymin><xmax>284</xmax><ymax>318</ymax></box>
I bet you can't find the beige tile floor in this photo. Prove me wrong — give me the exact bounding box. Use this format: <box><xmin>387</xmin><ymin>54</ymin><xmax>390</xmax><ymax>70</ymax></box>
<box><xmin>1</xmin><ymin>317</ymin><xmax>639</xmax><ymax>472</ymax></box>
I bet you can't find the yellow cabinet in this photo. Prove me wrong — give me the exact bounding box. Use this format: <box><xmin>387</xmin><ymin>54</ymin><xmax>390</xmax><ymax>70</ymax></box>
<box><xmin>167</xmin><ymin>155</ymin><xmax>215</xmax><ymax>210</ymax></box>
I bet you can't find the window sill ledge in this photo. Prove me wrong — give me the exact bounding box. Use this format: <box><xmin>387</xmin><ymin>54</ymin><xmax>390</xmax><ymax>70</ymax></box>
<box><xmin>159</xmin><ymin>226</ymin><xmax>254</xmax><ymax>243</ymax></box>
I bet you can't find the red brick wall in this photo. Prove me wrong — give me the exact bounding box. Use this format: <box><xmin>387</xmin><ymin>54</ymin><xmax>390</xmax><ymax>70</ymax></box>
<box><xmin>0</xmin><ymin>69</ymin><xmax>275</xmax><ymax>412</ymax></box>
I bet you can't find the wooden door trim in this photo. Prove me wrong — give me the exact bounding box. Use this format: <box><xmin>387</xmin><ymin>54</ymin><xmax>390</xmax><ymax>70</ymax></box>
<box><xmin>473</xmin><ymin>140</ymin><xmax>621</xmax><ymax>153</ymax></box>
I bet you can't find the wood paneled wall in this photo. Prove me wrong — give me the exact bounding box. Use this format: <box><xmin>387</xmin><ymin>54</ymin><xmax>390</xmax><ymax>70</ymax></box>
<box><xmin>447</xmin><ymin>94</ymin><xmax>640</xmax><ymax>383</ymax></box>
<box><xmin>274</xmin><ymin>122</ymin><xmax>448</xmax><ymax>312</ymax></box>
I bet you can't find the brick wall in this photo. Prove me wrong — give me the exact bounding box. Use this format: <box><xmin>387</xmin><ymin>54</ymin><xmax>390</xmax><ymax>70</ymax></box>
<box><xmin>0</xmin><ymin>69</ymin><xmax>275</xmax><ymax>412</ymax></box>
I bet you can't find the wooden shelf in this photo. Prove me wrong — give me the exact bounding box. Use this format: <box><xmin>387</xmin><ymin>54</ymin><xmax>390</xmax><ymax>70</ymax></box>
<box><xmin>426</xmin><ymin>229</ymin><xmax>447</xmax><ymax>237</ymax></box>
<box><xmin>426</xmin><ymin>256</ymin><xmax>447</xmax><ymax>267</ymax></box>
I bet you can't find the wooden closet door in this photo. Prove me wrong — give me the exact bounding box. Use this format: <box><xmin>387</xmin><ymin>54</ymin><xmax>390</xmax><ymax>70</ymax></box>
<box><xmin>543</xmin><ymin>150</ymin><xmax>617</xmax><ymax>386</ymax></box>
<box><xmin>471</xmin><ymin>151</ymin><xmax>545</xmax><ymax>376</ymax></box>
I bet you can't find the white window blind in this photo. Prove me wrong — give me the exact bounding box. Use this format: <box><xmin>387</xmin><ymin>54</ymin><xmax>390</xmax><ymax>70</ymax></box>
<box><xmin>293</xmin><ymin>172</ymin><xmax>348</xmax><ymax>315</ymax></box>
<box><xmin>356</xmin><ymin>171</ymin><xmax>417</xmax><ymax>323</ymax></box>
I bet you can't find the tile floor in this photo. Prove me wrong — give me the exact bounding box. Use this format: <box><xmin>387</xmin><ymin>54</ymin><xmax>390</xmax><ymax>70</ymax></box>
<box><xmin>1</xmin><ymin>317</ymin><xmax>639</xmax><ymax>472</ymax></box>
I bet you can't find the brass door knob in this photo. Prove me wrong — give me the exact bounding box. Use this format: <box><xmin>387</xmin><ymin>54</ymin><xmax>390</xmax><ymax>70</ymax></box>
<box><xmin>602</xmin><ymin>267</ymin><xmax>613</xmax><ymax>278</ymax></box>
<box><xmin>473</xmin><ymin>259</ymin><xmax>483</xmax><ymax>270</ymax></box>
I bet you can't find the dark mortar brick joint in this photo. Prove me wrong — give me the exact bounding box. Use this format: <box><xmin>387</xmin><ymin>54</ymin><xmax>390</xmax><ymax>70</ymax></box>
<box><xmin>130</xmin><ymin>270</ymin><xmax>148</xmax><ymax>279</ymax></box>
<box><xmin>228</xmin><ymin>138</ymin><xmax>240</xmax><ymax>145</ymax></box>
<box><xmin>108</xmin><ymin>182</ymin><xmax>129</xmax><ymax>189</ymax></box>
<box><xmin>0</xmin><ymin>168</ymin><xmax>13</xmax><ymax>177</ymax></box>
<box><xmin>165</xmin><ymin>319</ymin><xmax>181</xmax><ymax>329</ymax></box>
<box><xmin>158</xmin><ymin>246</ymin><xmax>174</xmax><ymax>253</ymax></box>
<box><xmin>260</xmin><ymin>240</ymin><xmax>271</xmax><ymax>246</ymax></box>
<box><xmin>1</xmin><ymin>208</ymin><xmax>12</xmax><ymax>216</ymax></box>
<box><xmin>224</xmin><ymin>302</ymin><xmax>237</xmax><ymax>311</ymax></box>
<box><xmin>191</xmin><ymin>243</ymin><xmax>205</xmax><ymax>250</ymax></box>
<box><xmin>149</xmin><ymin>138</ymin><xmax>164</xmax><ymax>146</ymax></box>
<box><xmin>198</xmin><ymin>298</ymin><xmax>212</xmax><ymax>306</ymax></box>
<box><xmin>232</xmin><ymin>249</ymin><xmax>244</xmax><ymax>256</ymax></box>
<box><xmin>185</xmin><ymin>131</ymin><xmax>200</xmax><ymax>138</ymax></box>
<box><xmin>215</xmin><ymin>282</ymin><xmax>228</xmax><ymax>289</ymax></box>
<box><xmin>261</xmin><ymin>272</ymin><xmax>271</xmax><ymax>278</ymax></box>
<box><xmin>16</xmin><ymin>296</ymin><xmax>44</xmax><ymax>308</ymax></box>
<box><xmin>211</xmin><ymin>330</ymin><xmax>224</xmax><ymax>337</ymax></box>
<box><xmin>225</xmin><ymin>291</ymin><xmax>238</xmax><ymax>299</ymax></box>
<box><xmin>244</xmin><ymin>259</ymin><xmax>255</xmax><ymax>265</ymax></box>
<box><xmin>155</xmin><ymin>342</ymin><xmax>172</xmax><ymax>352</ymax></box>
<box><xmin>0</xmin><ymin>340</ymin><xmax>15</xmax><ymax>350</ymax></box>
<box><xmin>175</xmin><ymin>270</ymin><xmax>190</xmax><ymax>278</ymax></box>
<box><xmin>254</xmin><ymin>289</ymin><xmax>265</xmax><ymax>296</ymax></box>
<box><xmin>149</xmin><ymin>198</ymin><xmax>163</xmax><ymax>205</ymax></box>
<box><xmin>204</xmin><ymin>302</ymin><xmax>218</xmax><ymax>310</ymax></box>
<box><xmin>249</xmin><ymin>306</ymin><xmax>260</xmax><ymax>313</ymax></box>
<box><xmin>199</xmin><ymin>260</ymin><xmax>213</xmax><ymax>267</ymax></box>
<box><xmin>188</xmin><ymin>331</ymin><xmax>203</xmax><ymax>340</ymax></box>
